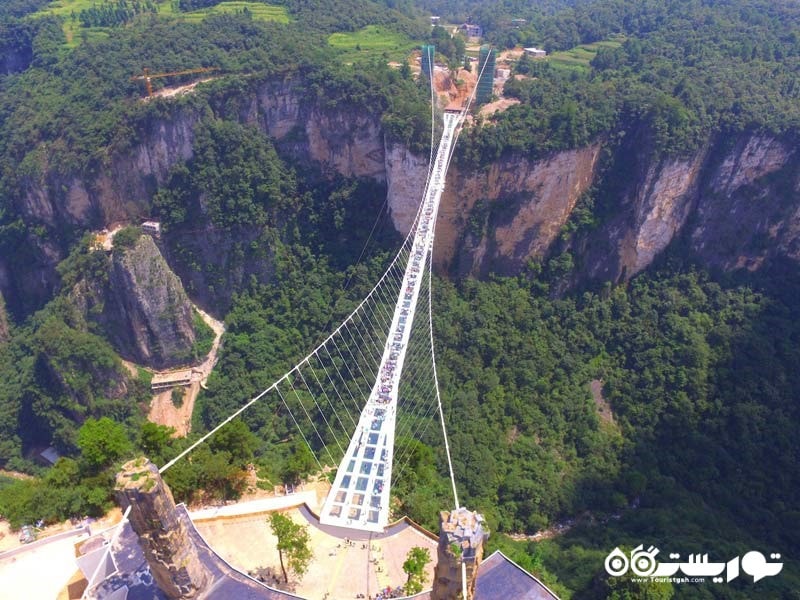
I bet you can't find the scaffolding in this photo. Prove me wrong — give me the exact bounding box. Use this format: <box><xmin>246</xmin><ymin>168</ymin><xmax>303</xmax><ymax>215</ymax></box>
<box><xmin>421</xmin><ymin>44</ymin><xmax>435</xmax><ymax>80</ymax></box>
<box><xmin>475</xmin><ymin>46</ymin><xmax>496</xmax><ymax>105</ymax></box>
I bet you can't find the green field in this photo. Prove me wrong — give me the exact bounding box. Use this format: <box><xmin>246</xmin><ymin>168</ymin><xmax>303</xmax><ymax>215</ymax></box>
<box><xmin>173</xmin><ymin>2</ymin><xmax>289</xmax><ymax>24</ymax></box>
<box><xmin>31</xmin><ymin>0</ymin><xmax>108</xmax><ymax>46</ymax></box>
<box><xmin>32</xmin><ymin>0</ymin><xmax>289</xmax><ymax>48</ymax></box>
<box><xmin>548</xmin><ymin>37</ymin><xmax>624</xmax><ymax>72</ymax></box>
<box><xmin>328</xmin><ymin>25</ymin><xmax>417</xmax><ymax>61</ymax></box>
<box><xmin>0</xmin><ymin>475</ymin><xmax>17</xmax><ymax>493</ymax></box>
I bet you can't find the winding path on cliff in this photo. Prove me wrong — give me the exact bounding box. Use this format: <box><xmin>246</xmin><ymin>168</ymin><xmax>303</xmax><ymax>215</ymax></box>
<box><xmin>147</xmin><ymin>305</ymin><xmax>225</xmax><ymax>436</ymax></box>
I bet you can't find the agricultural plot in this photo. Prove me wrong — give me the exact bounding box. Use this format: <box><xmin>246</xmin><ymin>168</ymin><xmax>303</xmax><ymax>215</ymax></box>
<box><xmin>548</xmin><ymin>38</ymin><xmax>624</xmax><ymax>72</ymax></box>
<box><xmin>31</xmin><ymin>0</ymin><xmax>113</xmax><ymax>46</ymax></box>
<box><xmin>173</xmin><ymin>2</ymin><xmax>289</xmax><ymax>24</ymax></box>
<box><xmin>32</xmin><ymin>0</ymin><xmax>289</xmax><ymax>48</ymax></box>
<box><xmin>328</xmin><ymin>25</ymin><xmax>418</xmax><ymax>62</ymax></box>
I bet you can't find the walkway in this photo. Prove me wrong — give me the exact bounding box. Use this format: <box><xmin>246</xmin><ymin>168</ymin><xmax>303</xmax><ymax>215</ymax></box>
<box><xmin>319</xmin><ymin>112</ymin><xmax>462</xmax><ymax>532</ymax></box>
<box><xmin>0</xmin><ymin>528</ymin><xmax>89</xmax><ymax>599</ymax></box>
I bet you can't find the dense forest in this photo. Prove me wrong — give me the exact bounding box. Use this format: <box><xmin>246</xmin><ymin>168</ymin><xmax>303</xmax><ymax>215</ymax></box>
<box><xmin>458</xmin><ymin>0</ymin><xmax>800</xmax><ymax>164</ymax></box>
<box><xmin>1</xmin><ymin>0</ymin><xmax>799</xmax><ymax>598</ymax></box>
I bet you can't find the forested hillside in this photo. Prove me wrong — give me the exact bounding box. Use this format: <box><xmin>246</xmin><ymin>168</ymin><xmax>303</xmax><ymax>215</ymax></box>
<box><xmin>0</xmin><ymin>0</ymin><xmax>799</xmax><ymax>598</ymax></box>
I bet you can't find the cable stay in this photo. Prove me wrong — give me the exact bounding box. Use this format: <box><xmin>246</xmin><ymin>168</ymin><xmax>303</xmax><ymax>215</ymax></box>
<box><xmin>157</xmin><ymin>45</ymin><xmax>489</xmax><ymax>537</ymax></box>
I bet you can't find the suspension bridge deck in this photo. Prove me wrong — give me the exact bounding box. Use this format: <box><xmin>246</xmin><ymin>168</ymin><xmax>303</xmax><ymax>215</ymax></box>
<box><xmin>319</xmin><ymin>112</ymin><xmax>462</xmax><ymax>531</ymax></box>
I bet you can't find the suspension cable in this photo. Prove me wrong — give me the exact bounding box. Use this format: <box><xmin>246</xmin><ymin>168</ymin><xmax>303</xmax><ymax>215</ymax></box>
<box><xmin>428</xmin><ymin>214</ymin><xmax>459</xmax><ymax>509</ymax></box>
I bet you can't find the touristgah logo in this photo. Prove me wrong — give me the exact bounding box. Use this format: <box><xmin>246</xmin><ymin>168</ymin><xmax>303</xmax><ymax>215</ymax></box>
<box><xmin>604</xmin><ymin>545</ymin><xmax>784</xmax><ymax>584</ymax></box>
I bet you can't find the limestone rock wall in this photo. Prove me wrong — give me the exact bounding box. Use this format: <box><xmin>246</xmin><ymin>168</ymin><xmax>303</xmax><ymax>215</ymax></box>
<box><xmin>107</xmin><ymin>235</ymin><xmax>197</xmax><ymax>369</ymax></box>
<box><xmin>691</xmin><ymin>136</ymin><xmax>800</xmax><ymax>270</ymax></box>
<box><xmin>6</xmin><ymin>75</ymin><xmax>386</xmax><ymax>314</ymax></box>
<box><xmin>388</xmin><ymin>131</ymin><xmax>797</xmax><ymax>283</ymax></box>
<box><xmin>116</xmin><ymin>458</ymin><xmax>211</xmax><ymax>599</ymax></box>
<box><xmin>581</xmin><ymin>133</ymin><xmax>798</xmax><ymax>284</ymax></box>
<box><xmin>0</xmin><ymin>292</ymin><xmax>9</xmax><ymax>343</ymax></box>
<box><xmin>19</xmin><ymin>112</ymin><xmax>198</xmax><ymax>230</ymax></box>
<box><xmin>582</xmin><ymin>148</ymin><xmax>709</xmax><ymax>283</ymax></box>
<box><xmin>385</xmin><ymin>142</ymin><xmax>431</xmax><ymax>235</ymax></box>
<box><xmin>387</xmin><ymin>142</ymin><xmax>602</xmax><ymax>276</ymax></box>
<box><xmin>5</xmin><ymin>70</ymin><xmax>800</xmax><ymax>316</ymax></box>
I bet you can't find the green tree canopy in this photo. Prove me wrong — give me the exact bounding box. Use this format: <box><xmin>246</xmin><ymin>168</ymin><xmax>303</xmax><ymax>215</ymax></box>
<box><xmin>77</xmin><ymin>417</ymin><xmax>132</xmax><ymax>470</ymax></box>
<box><xmin>402</xmin><ymin>546</ymin><xmax>431</xmax><ymax>595</ymax></box>
<box><xmin>268</xmin><ymin>512</ymin><xmax>313</xmax><ymax>583</ymax></box>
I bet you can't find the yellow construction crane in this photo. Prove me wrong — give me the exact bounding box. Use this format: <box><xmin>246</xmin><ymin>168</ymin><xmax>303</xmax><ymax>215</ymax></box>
<box><xmin>131</xmin><ymin>67</ymin><xmax>219</xmax><ymax>97</ymax></box>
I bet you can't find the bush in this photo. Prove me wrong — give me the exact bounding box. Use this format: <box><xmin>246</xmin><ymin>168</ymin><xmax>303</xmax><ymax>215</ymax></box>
<box><xmin>112</xmin><ymin>226</ymin><xmax>142</xmax><ymax>254</ymax></box>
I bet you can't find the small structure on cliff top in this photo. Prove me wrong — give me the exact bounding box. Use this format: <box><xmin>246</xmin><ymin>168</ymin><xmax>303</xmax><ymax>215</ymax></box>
<box><xmin>142</xmin><ymin>221</ymin><xmax>162</xmax><ymax>237</ymax></box>
<box><xmin>523</xmin><ymin>47</ymin><xmax>547</xmax><ymax>58</ymax></box>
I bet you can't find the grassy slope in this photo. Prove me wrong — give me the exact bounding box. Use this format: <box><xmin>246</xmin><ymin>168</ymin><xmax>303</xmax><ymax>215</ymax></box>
<box><xmin>32</xmin><ymin>0</ymin><xmax>289</xmax><ymax>47</ymax></box>
<box><xmin>328</xmin><ymin>24</ymin><xmax>417</xmax><ymax>62</ymax></box>
<box><xmin>547</xmin><ymin>37</ymin><xmax>624</xmax><ymax>72</ymax></box>
<box><xmin>171</xmin><ymin>1</ymin><xmax>289</xmax><ymax>24</ymax></box>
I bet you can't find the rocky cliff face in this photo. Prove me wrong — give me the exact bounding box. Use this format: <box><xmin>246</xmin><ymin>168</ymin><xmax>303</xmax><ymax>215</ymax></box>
<box><xmin>116</xmin><ymin>458</ymin><xmax>212</xmax><ymax>598</ymax></box>
<box><xmin>106</xmin><ymin>235</ymin><xmax>197</xmax><ymax>369</ymax></box>
<box><xmin>387</xmin><ymin>143</ymin><xmax>601</xmax><ymax>276</ymax></box>
<box><xmin>388</xmin><ymin>131</ymin><xmax>798</xmax><ymax>283</ymax></box>
<box><xmin>7</xmin><ymin>71</ymin><xmax>800</xmax><ymax>317</ymax></box>
<box><xmin>7</xmin><ymin>77</ymin><xmax>385</xmax><ymax>314</ymax></box>
<box><xmin>17</xmin><ymin>80</ymin><xmax>386</xmax><ymax>234</ymax></box>
<box><xmin>691</xmin><ymin>136</ymin><xmax>800</xmax><ymax>270</ymax></box>
<box><xmin>579</xmin><ymin>145</ymin><xmax>710</xmax><ymax>283</ymax></box>
<box><xmin>448</xmin><ymin>146</ymin><xmax>600</xmax><ymax>277</ymax></box>
<box><xmin>242</xmin><ymin>78</ymin><xmax>387</xmax><ymax>180</ymax></box>
<box><xmin>576</xmin><ymin>134</ymin><xmax>798</xmax><ymax>284</ymax></box>
<box><xmin>0</xmin><ymin>292</ymin><xmax>9</xmax><ymax>342</ymax></box>
<box><xmin>20</xmin><ymin>112</ymin><xmax>198</xmax><ymax>231</ymax></box>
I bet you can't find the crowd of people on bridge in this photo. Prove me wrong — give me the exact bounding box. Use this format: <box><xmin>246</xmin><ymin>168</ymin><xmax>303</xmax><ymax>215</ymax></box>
<box><xmin>321</xmin><ymin>114</ymin><xmax>460</xmax><ymax>530</ymax></box>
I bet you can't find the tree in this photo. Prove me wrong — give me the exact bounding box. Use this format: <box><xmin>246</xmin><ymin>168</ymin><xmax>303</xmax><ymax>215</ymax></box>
<box><xmin>77</xmin><ymin>417</ymin><xmax>132</xmax><ymax>470</ymax></box>
<box><xmin>403</xmin><ymin>546</ymin><xmax>431</xmax><ymax>595</ymax></box>
<box><xmin>112</xmin><ymin>226</ymin><xmax>142</xmax><ymax>253</ymax></box>
<box><xmin>210</xmin><ymin>419</ymin><xmax>256</xmax><ymax>467</ymax></box>
<box><xmin>268</xmin><ymin>513</ymin><xmax>313</xmax><ymax>584</ymax></box>
<box><xmin>139</xmin><ymin>422</ymin><xmax>176</xmax><ymax>464</ymax></box>
<box><xmin>282</xmin><ymin>439</ymin><xmax>317</xmax><ymax>485</ymax></box>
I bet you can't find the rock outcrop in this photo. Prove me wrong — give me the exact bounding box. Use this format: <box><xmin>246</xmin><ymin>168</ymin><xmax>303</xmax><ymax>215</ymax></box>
<box><xmin>107</xmin><ymin>234</ymin><xmax>197</xmax><ymax>369</ymax></box>
<box><xmin>389</xmin><ymin>131</ymin><xmax>798</xmax><ymax>283</ymax></box>
<box><xmin>17</xmin><ymin>76</ymin><xmax>375</xmax><ymax>239</ymax></box>
<box><xmin>580</xmin><ymin>146</ymin><xmax>709</xmax><ymax>283</ymax></box>
<box><xmin>242</xmin><ymin>78</ymin><xmax>387</xmax><ymax>179</ymax></box>
<box><xmin>385</xmin><ymin>143</ymin><xmax>431</xmax><ymax>234</ymax></box>
<box><xmin>431</xmin><ymin>508</ymin><xmax>488</xmax><ymax>600</ymax></box>
<box><xmin>387</xmin><ymin>143</ymin><xmax>602</xmax><ymax>276</ymax></box>
<box><xmin>5</xmin><ymin>70</ymin><xmax>800</xmax><ymax>316</ymax></box>
<box><xmin>0</xmin><ymin>292</ymin><xmax>9</xmax><ymax>343</ymax></box>
<box><xmin>691</xmin><ymin>136</ymin><xmax>800</xmax><ymax>270</ymax></box>
<box><xmin>7</xmin><ymin>76</ymin><xmax>386</xmax><ymax>314</ymax></box>
<box><xmin>578</xmin><ymin>134</ymin><xmax>798</xmax><ymax>284</ymax></box>
<box><xmin>116</xmin><ymin>458</ymin><xmax>212</xmax><ymax>599</ymax></box>
<box><xmin>20</xmin><ymin>111</ymin><xmax>198</xmax><ymax>231</ymax></box>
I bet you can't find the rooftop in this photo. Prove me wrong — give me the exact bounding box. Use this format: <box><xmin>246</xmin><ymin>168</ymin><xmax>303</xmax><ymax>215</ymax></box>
<box><xmin>475</xmin><ymin>551</ymin><xmax>560</xmax><ymax>600</ymax></box>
